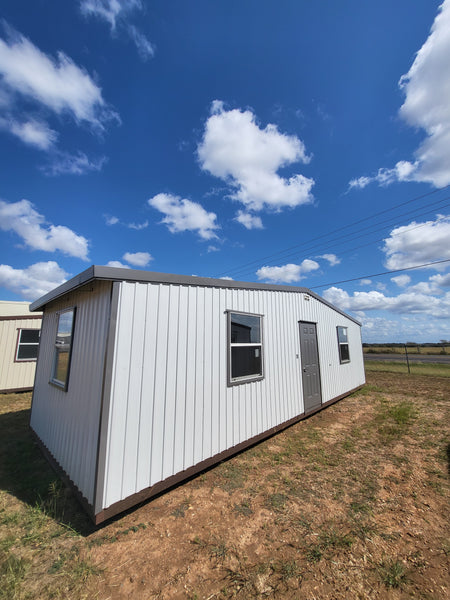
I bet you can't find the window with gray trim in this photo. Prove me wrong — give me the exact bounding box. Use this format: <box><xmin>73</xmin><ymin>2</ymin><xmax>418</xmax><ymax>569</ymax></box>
<box><xmin>228</xmin><ymin>311</ymin><xmax>263</xmax><ymax>384</ymax></box>
<box><xmin>337</xmin><ymin>326</ymin><xmax>350</xmax><ymax>363</ymax></box>
<box><xmin>51</xmin><ymin>308</ymin><xmax>76</xmax><ymax>390</ymax></box>
<box><xmin>15</xmin><ymin>329</ymin><xmax>40</xmax><ymax>361</ymax></box>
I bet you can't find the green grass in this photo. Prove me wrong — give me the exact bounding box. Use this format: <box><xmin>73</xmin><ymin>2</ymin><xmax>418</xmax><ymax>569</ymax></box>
<box><xmin>375</xmin><ymin>399</ymin><xmax>417</xmax><ymax>439</ymax></box>
<box><xmin>378</xmin><ymin>558</ymin><xmax>408</xmax><ymax>588</ymax></box>
<box><xmin>0</xmin><ymin>552</ymin><xmax>30</xmax><ymax>600</ymax></box>
<box><xmin>305</xmin><ymin>527</ymin><xmax>354</xmax><ymax>562</ymax></box>
<box><xmin>364</xmin><ymin>361</ymin><xmax>450</xmax><ymax>377</ymax></box>
<box><xmin>216</xmin><ymin>462</ymin><xmax>247</xmax><ymax>493</ymax></box>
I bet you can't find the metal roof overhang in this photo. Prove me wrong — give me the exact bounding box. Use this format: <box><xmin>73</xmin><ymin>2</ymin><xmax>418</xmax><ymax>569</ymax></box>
<box><xmin>29</xmin><ymin>265</ymin><xmax>361</xmax><ymax>326</ymax></box>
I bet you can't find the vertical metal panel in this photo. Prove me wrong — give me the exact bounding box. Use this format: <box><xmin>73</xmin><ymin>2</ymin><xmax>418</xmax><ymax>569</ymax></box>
<box><xmin>101</xmin><ymin>281</ymin><xmax>365</xmax><ymax>511</ymax></box>
<box><xmin>0</xmin><ymin>317</ymin><xmax>41</xmax><ymax>391</ymax></box>
<box><xmin>30</xmin><ymin>281</ymin><xmax>112</xmax><ymax>504</ymax></box>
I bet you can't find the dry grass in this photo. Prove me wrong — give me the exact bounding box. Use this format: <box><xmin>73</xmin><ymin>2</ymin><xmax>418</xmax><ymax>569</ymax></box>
<box><xmin>0</xmin><ymin>370</ymin><xmax>449</xmax><ymax>599</ymax></box>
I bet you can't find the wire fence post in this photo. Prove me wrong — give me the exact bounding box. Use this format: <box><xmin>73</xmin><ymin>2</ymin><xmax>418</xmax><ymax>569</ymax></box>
<box><xmin>404</xmin><ymin>344</ymin><xmax>410</xmax><ymax>374</ymax></box>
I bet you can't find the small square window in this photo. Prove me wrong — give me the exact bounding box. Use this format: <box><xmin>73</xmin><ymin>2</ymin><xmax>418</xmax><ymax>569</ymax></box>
<box><xmin>228</xmin><ymin>312</ymin><xmax>264</xmax><ymax>385</ymax></box>
<box><xmin>15</xmin><ymin>329</ymin><xmax>40</xmax><ymax>361</ymax></box>
<box><xmin>51</xmin><ymin>308</ymin><xmax>76</xmax><ymax>390</ymax></box>
<box><xmin>337</xmin><ymin>326</ymin><xmax>350</xmax><ymax>364</ymax></box>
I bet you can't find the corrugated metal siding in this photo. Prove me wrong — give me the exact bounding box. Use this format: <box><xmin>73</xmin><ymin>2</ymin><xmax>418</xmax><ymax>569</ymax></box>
<box><xmin>30</xmin><ymin>281</ymin><xmax>112</xmax><ymax>504</ymax></box>
<box><xmin>0</xmin><ymin>317</ymin><xmax>41</xmax><ymax>391</ymax></box>
<box><xmin>100</xmin><ymin>282</ymin><xmax>365</xmax><ymax>510</ymax></box>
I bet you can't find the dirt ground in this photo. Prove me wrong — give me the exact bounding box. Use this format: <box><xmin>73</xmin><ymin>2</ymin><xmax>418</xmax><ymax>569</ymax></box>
<box><xmin>79</xmin><ymin>372</ymin><xmax>449</xmax><ymax>600</ymax></box>
<box><xmin>1</xmin><ymin>371</ymin><xmax>448</xmax><ymax>599</ymax></box>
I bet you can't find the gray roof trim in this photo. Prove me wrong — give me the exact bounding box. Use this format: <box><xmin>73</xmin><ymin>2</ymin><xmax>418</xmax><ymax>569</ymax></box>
<box><xmin>29</xmin><ymin>265</ymin><xmax>361</xmax><ymax>326</ymax></box>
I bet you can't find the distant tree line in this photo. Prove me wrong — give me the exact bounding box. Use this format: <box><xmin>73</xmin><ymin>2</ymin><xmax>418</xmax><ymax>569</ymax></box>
<box><xmin>363</xmin><ymin>341</ymin><xmax>448</xmax><ymax>354</ymax></box>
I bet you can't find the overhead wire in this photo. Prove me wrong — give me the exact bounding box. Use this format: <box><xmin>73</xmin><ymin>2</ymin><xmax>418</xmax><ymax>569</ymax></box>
<box><xmin>309</xmin><ymin>258</ymin><xmax>450</xmax><ymax>289</ymax></box>
<box><xmin>214</xmin><ymin>184</ymin><xmax>450</xmax><ymax>280</ymax></box>
<box><xmin>228</xmin><ymin>197</ymin><xmax>450</xmax><ymax>280</ymax></box>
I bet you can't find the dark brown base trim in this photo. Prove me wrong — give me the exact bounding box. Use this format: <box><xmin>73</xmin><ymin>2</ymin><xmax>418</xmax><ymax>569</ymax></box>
<box><xmin>94</xmin><ymin>384</ymin><xmax>364</xmax><ymax>525</ymax></box>
<box><xmin>1</xmin><ymin>386</ymin><xmax>34</xmax><ymax>394</ymax></box>
<box><xmin>31</xmin><ymin>385</ymin><xmax>364</xmax><ymax>525</ymax></box>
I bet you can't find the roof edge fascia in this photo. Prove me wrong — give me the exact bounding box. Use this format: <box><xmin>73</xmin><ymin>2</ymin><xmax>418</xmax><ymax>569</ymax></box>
<box><xmin>29</xmin><ymin>265</ymin><xmax>361</xmax><ymax>326</ymax></box>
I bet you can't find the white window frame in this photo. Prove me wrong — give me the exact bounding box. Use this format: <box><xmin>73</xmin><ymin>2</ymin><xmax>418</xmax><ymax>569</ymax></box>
<box><xmin>15</xmin><ymin>328</ymin><xmax>40</xmax><ymax>362</ymax></box>
<box><xmin>50</xmin><ymin>307</ymin><xmax>76</xmax><ymax>391</ymax></box>
<box><xmin>337</xmin><ymin>326</ymin><xmax>350</xmax><ymax>364</ymax></box>
<box><xmin>227</xmin><ymin>310</ymin><xmax>264</xmax><ymax>386</ymax></box>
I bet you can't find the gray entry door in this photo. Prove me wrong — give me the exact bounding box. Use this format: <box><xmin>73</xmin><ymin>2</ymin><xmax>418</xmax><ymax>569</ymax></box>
<box><xmin>299</xmin><ymin>321</ymin><xmax>322</xmax><ymax>413</ymax></box>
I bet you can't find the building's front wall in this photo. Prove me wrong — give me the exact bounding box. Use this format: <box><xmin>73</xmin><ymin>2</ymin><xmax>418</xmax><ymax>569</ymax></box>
<box><xmin>30</xmin><ymin>280</ymin><xmax>113</xmax><ymax>505</ymax></box>
<box><xmin>0</xmin><ymin>304</ymin><xmax>41</xmax><ymax>392</ymax></box>
<box><xmin>98</xmin><ymin>281</ymin><xmax>365</xmax><ymax>512</ymax></box>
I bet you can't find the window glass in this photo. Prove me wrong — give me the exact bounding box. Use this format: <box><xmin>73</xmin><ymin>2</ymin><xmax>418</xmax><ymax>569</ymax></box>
<box><xmin>230</xmin><ymin>313</ymin><xmax>261</xmax><ymax>343</ymax></box>
<box><xmin>231</xmin><ymin>346</ymin><xmax>262</xmax><ymax>379</ymax></box>
<box><xmin>228</xmin><ymin>312</ymin><xmax>263</xmax><ymax>384</ymax></box>
<box><xmin>337</xmin><ymin>327</ymin><xmax>348</xmax><ymax>343</ymax></box>
<box><xmin>51</xmin><ymin>308</ymin><xmax>76</xmax><ymax>389</ymax></box>
<box><xmin>337</xmin><ymin>326</ymin><xmax>350</xmax><ymax>363</ymax></box>
<box><xmin>16</xmin><ymin>329</ymin><xmax>40</xmax><ymax>361</ymax></box>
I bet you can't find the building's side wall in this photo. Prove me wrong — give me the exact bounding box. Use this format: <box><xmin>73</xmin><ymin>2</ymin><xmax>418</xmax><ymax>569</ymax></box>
<box><xmin>100</xmin><ymin>281</ymin><xmax>365</xmax><ymax>511</ymax></box>
<box><xmin>30</xmin><ymin>280</ymin><xmax>112</xmax><ymax>505</ymax></box>
<box><xmin>0</xmin><ymin>317</ymin><xmax>41</xmax><ymax>392</ymax></box>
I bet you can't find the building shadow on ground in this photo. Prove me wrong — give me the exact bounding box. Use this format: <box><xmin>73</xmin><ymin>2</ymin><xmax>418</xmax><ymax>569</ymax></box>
<box><xmin>0</xmin><ymin>407</ymin><xmax>96</xmax><ymax>536</ymax></box>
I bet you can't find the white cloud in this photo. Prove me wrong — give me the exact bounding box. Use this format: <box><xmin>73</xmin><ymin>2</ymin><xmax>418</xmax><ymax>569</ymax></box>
<box><xmin>256</xmin><ymin>259</ymin><xmax>319</xmax><ymax>284</ymax></box>
<box><xmin>104</xmin><ymin>214</ymin><xmax>148</xmax><ymax>229</ymax></box>
<box><xmin>397</xmin><ymin>0</ymin><xmax>450</xmax><ymax>187</ymax></box>
<box><xmin>0</xmin><ymin>117</ymin><xmax>58</xmax><ymax>150</ymax></box>
<box><xmin>80</xmin><ymin>0</ymin><xmax>142</xmax><ymax>29</ymax></box>
<box><xmin>235</xmin><ymin>210</ymin><xmax>264</xmax><ymax>230</ymax></box>
<box><xmin>323</xmin><ymin>286</ymin><xmax>450</xmax><ymax>319</ymax></box>
<box><xmin>80</xmin><ymin>1</ymin><xmax>155</xmax><ymax>60</ymax></box>
<box><xmin>0</xmin><ymin>25</ymin><xmax>118</xmax><ymax>132</ymax></box>
<box><xmin>318</xmin><ymin>253</ymin><xmax>340</xmax><ymax>266</ymax></box>
<box><xmin>430</xmin><ymin>272</ymin><xmax>450</xmax><ymax>287</ymax></box>
<box><xmin>0</xmin><ymin>261</ymin><xmax>69</xmax><ymax>300</ymax></box>
<box><xmin>198</xmin><ymin>101</ymin><xmax>314</xmax><ymax>213</ymax></box>
<box><xmin>407</xmin><ymin>281</ymin><xmax>436</xmax><ymax>295</ymax></box>
<box><xmin>357</xmin><ymin>314</ymin><xmax>449</xmax><ymax>343</ymax></box>
<box><xmin>127</xmin><ymin>220</ymin><xmax>148</xmax><ymax>230</ymax></box>
<box><xmin>148</xmin><ymin>193</ymin><xmax>219</xmax><ymax>240</ymax></box>
<box><xmin>106</xmin><ymin>260</ymin><xmax>131</xmax><ymax>268</ymax></box>
<box><xmin>42</xmin><ymin>151</ymin><xmax>107</xmax><ymax>176</ymax></box>
<box><xmin>122</xmin><ymin>251</ymin><xmax>152</xmax><ymax>267</ymax></box>
<box><xmin>0</xmin><ymin>199</ymin><xmax>89</xmax><ymax>260</ymax></box>
<box><xmin>127</xmin><ymin>24</ymin><xmax>155</xmax><ymax>60</ymax></box>
<box><xmin>348</xmin><ymin>176</ymin><xmax>372</xmax><ymax>191</ymax></box>
<box><xmin>360</xmin><ymin>279</ymin><xmax>372</xmax><ymax>286</ymax></box>
<box><xmin>349</xmin><ymin>161</ymin><xmax>417</xmax><ymax>189</ymax></box>
<box><xmin>383</xmin><ymin>215</ymin><xmax>450</xmax><ymax>270</ymax></box>
<box><xmin>391</xmin><ymin>274</ymin><xmax>411</xmax><ymax>287</ymax></box>
<box><xmin>350</xmin><ymin>1</ymin><xmax>450</xmax><ymax>189</ymax></box>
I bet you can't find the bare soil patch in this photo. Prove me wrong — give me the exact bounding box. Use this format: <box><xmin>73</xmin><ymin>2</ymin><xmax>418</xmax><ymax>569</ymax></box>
<box><xmin>1</xmin><ymin>371</ymin><xmax>449</xmax><ymax>599</ymax></box>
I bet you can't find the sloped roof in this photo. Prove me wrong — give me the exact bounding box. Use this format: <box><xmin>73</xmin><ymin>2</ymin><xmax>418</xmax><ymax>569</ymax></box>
<box><xmin>30</xmin><ymin>265</ymin><xmax>361</xmax><ymax>325</ymax></box>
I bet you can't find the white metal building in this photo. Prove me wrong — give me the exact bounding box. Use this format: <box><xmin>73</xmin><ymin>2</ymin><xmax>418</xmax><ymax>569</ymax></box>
<box><xmin>0</xmin><ymin>301</ymin><xmax>42</xmax><ymax>393</ymax></box>
<box><xmin>30</xmin><ymin>266</ymin><xmax>365</xmax><ymax>523</ymax></box>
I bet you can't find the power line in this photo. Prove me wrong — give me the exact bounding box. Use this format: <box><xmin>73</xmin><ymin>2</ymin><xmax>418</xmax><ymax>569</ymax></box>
<box><xmin>310</xmin><ymin>258</ymin><xmax>450</xmax><ymax>289</ymax></box>
<box><xmin>227</xmin><ymin>202</ymin><xmax>450</xmax><ymax>281</ymax></box>
<box><xmin>214</xmin><ymin>184</ymin><xmax>450</xmax><ymax>279</ymax></box>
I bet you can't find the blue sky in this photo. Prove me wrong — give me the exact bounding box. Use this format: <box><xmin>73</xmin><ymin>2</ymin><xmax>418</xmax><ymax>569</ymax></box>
<box><xmin>0</xmin><ymin>0</ymin><xmax>449</xmax><ymax>343</ymax></box>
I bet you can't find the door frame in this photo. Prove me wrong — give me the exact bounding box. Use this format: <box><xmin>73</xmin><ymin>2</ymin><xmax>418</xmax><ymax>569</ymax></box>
<box><xmin>298</xmin><ymin>320</ymin><xmax>323</xmax><ymax>414</ymax></box>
